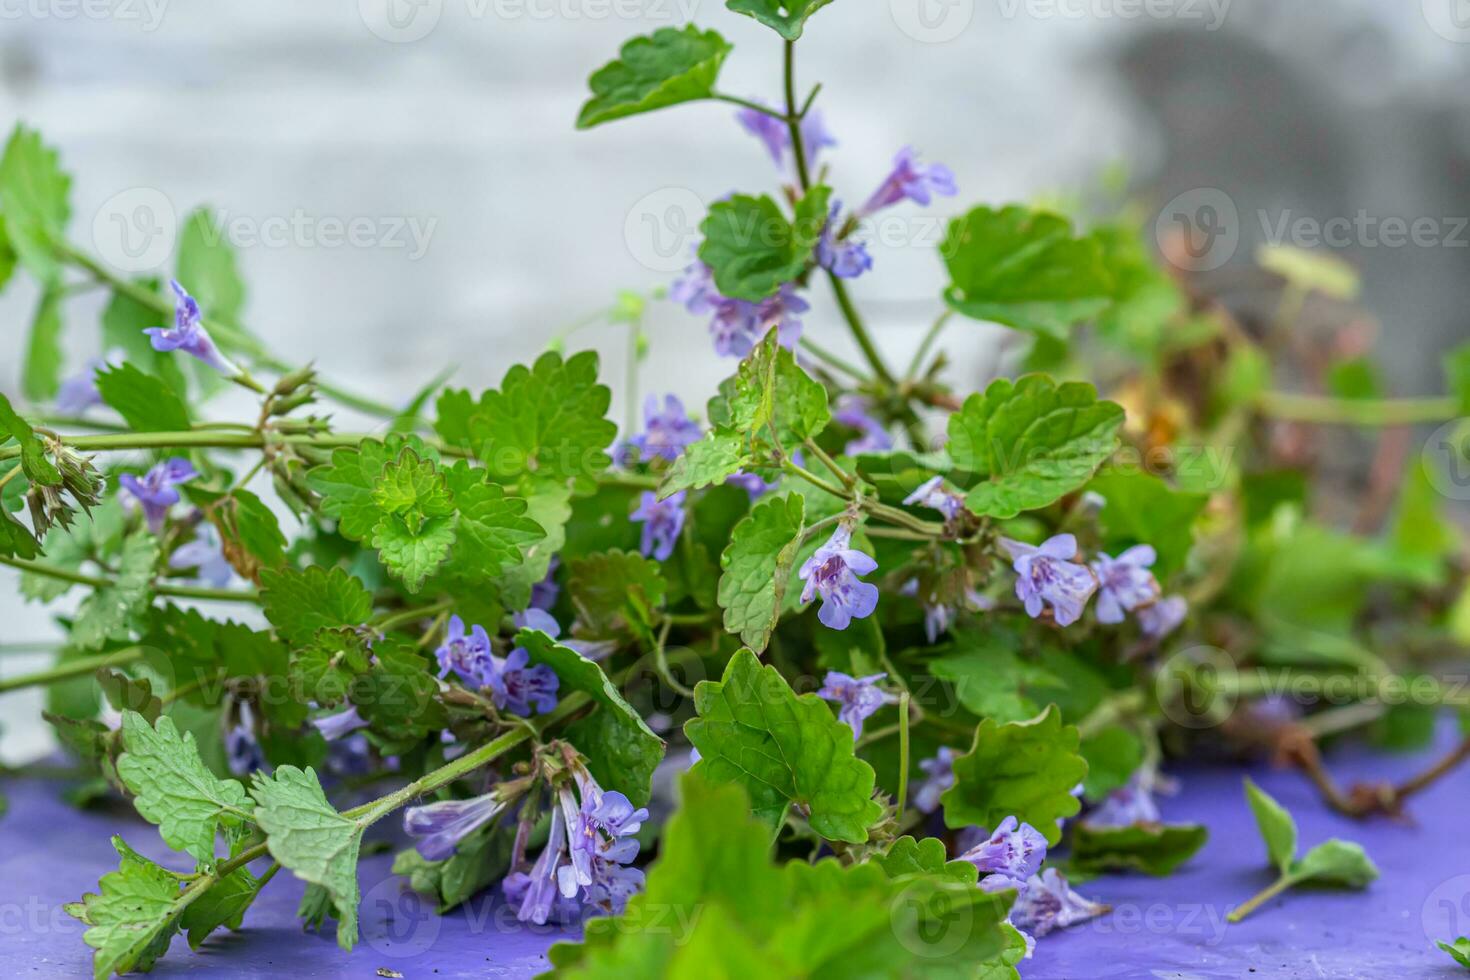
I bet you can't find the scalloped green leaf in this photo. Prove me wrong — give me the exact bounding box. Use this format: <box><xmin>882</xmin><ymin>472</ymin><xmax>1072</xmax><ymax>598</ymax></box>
<box><xmin>717</xmin><ymin>493</ymin><xmax>805</xmax><ymax>653</ymax></box>
<box><xmin>726</xmin><ymin>0</ymin><xmax>836</xmax><ymax>40</ymax></box>
<box><xmin>1071</xmin><ymin>822</ymin><xmax>1208</xmax><ymax>877</ymax></box>
<box><xmin>577</xmin><ymin>26</ymin><xmax>733</xmax><ymax>130</ymax></box>
<box><xmin>686</xmin><ymin>648</ymin><xmax>882</xmax><ymax>842</ymax></box>
<box><xmin>700</xmin><ymin>187</ymin><xmax>830</xmax><ymax>303</ymax></box>
<box><xmin>66</xmin><ymin>838</ymin><xmax>182</xmax><ymax>980</ymax></box>
<box><xmin>259</xmin><ymin>566</ymin><xmax>374</xmax><ymax>647</ymax></box>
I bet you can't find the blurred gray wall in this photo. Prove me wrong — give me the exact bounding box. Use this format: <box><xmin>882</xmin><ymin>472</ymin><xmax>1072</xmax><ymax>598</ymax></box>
<box><xmin>2</xmin><ymin>0</ymin><xmax>1468</xmax><ymax>760</ymax></box>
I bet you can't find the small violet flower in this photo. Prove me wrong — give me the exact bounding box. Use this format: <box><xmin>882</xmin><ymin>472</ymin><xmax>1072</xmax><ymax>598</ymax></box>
<box><xmin>487</xmin><ymin>646</ymin><xmax>561</xmax><ymax>717</ymax></box>
<box><xmin>435</xmin><ymin>615</ymin><xmax>495</xmax><ymax>686</ymax></box>
<box><xmin>118</xmin><ymin>458</ymin><xmax>197</xmax><ymax>533</ymax></box>
<box><xmin>708</xmin><ymin>286</ymin><xmax>808</xmax><ymax>359</ymax></box>
<box><xmin>816</xmin><ymin>202</ymin><xmax>873</xmax><ymax>280</ymax></box>
<box><xmin>914</xmin><ymin>747</ymin><xmax>956</xmax><ymax>813</ymax></box>
<box><xmin>405</xmin><ymin>789</ymin><xmax>511</xmax><ymax>861</ymax></box>
<box><xmin>1009</xmin><ymin>868</ymin><xmax>1109</xmax><ymax>939</ymax></box>
<box><xmin>225</xmin><ymin>702</ymin><xmax>265</xmax><ymax>777</ymax></box>
<box><xmin>631</xmin><ymin>490</ymin><xmax>686</xmax><ymax>562</ymax></box>
<box><xmin>529</xmin><ymin>558</ymin><xmax>561</xmax><ymax>613</ymax></box>
<box><xmin>1138</xmin><ymin>595</ymin><xmax>1188</xmax><ymax>640</ymax></box>
<box><xmin>1001</xmin><ymin>534</ymin><xmax>1098</xmax><ymax>628</ymax></box>
<box><xmin>859</xmin><ymin>146</ymin><xmax>958</xmax><ymax>218</ymax></box>
<box><xmin>726</xmin><ymin>470</ymin><xmax>779</xmax><ymax>500</ymax></box>
<box><xmin>311</xmin><ymin>705</ymin><xmax>369</xmax><ymax>743</ymax></box>
<box><xmin>54</xmin><ymin>352</ymin><xmax>121</xmax><ymax>415</ymax></box>
<box><xmin>958</xmin><ymin>816</ymin><xmax>1048</xmax><ymax>889</ymax></box>
<box><xmin>736</xmin><ymin>105</ymin><xmax>836</xmax><ymax>171</ymax></box>
<box><xmin>799</xmin><ymin>525</ymin><xmax>880</xmax><ymax>631</ymax></box>
<box><xmin>817</xmin><ymin>671</ymin><xmax>896</xmax><ymax>738</ymax></box>
<box><xmin>169</xmin><ymin>522</ymin><xmax>235</xmax><ymax>588</ymax></box>
<box><xmin>144</xmin><ymin>280</ymin><xmax>239</xmax><ymax>375</ymax></box>
<box><xmin>833</xmin><ymin>395</ymin><xmax>893</xmax><ymax>455</ymax></box>
<box><xmin>902</xmin><ymin>475</ymin><xmax>967</xmax><ymax>521</ymax></box>
<box><xmin>623</xmin><ymin>394</ymin><xmax>701</xmax><ymax>464</ymax></box>
<box><xmin>1084</xmin><ymin>771</ymin><xmax>1165</xmax><ymax>830</ymax></box>
<box><xmin>1090</xmin><ymin>545</ymin><xmax>1161</xmax><ymax>625</ymax></box>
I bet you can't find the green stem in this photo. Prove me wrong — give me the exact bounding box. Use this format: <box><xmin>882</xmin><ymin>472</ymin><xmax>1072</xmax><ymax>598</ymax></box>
<box><xmin>905</xmin><ymin>311</ymin><xmax>952</xmax><ymax>381</ymax></box>
<box><xmin>1228</xmin><ymin>875</ymin><xmax>1293</xmax><ymax>923</ymax></box>
<box><xmin>797</xmin><ymin>337</ymin><xmax>871</xmax><ymax>383</ymax></box>
<box><xmin>0</xmin><ymin>463</ymin><xmax>22</xmax><ymax>493</ymax></box>
<box><xmin>896</xmin><ymin>691</ymin><xmax>911</xmax><ymax>815</ymax></box>
<box><xmin>804</xmin><ymin>438</ymin><xmax>854</xmax><ymax>489</ymax></box>
<box><xmin>782</xmin><ymin>41</ymin><xmax>813</xmax><ymax>191</ymax></box>
<box><xmin>374</xmin><ymin>600</ymin><xmax>453</xmax><ymax>634</ymax></box>
<box><xmin>0</xmin><ymin>554</ymin><xmax>258</xmax><ymax>604</ymax></box>
<box><xmin>1255</xmin><ymin>392</ymin><xmax>1459</xmax><ymax>427</ymax></box>
<box><xmin>0</xmin><ymin>646</ymin><xmax>145</xmax><ymax>694</ymax></box>
<box><xmin>711</xmin><ymin>93</ymin><xmax>789</xmax><ymax>121</ymax></box>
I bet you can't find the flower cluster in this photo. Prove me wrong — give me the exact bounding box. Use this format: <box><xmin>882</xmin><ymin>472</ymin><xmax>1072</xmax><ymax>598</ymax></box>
<box><xmin>671</xmin><ymin>259</ymin><xmax>809</xmax><ymax>359</ymax></box>
<box><xmin>434</xmin><ymin>615</ymin><xmax>560</xmax><ymax>717</ymax></box>
<box><xmin>1002</xmin><ymin>534</ymin><xmax>1187</xmax><ymax>638</ymax></box>
<box><xmin>817</xmin><ymin>670</ymin><xmax>896</xmax><ymax>738</ymax></box>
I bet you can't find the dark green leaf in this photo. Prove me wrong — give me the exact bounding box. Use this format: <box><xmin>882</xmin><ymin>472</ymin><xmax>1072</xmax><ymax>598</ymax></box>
<box><xmin>1087</xmin><ymin>470</ymin><xmax>1207</xmax><ymax>579</ymax></box>
<box><xmin>726</xmin><ymin>0</ymin><xmax>835</xmax><ymax>39</ymax></box>
<box><xmin>717</xmin><ymin>493</ymin><xmax>804</xmax><ymax>653</ymax></box>
<box><xmin>259</xmin><ymin>566</ymin><xmax>374</xmax><ymax>646</ymax></box>
<box><xmin>577</xmin><ymin>26</ymin><xmax>733</xmax><ymax>129</ymax></box>
<box><xmin>0</xmin><ymin>389</ymin><xmax>62</xmax><ymax>485</ymax></box>
<box><xmin>700</xmin><ymin>188</ymin><xmax>830</xmax><ymax>303</ymax></box>
<box><xmin>1070</xmin><ymin>822</ymin><xmax>1208</xmax><ymax>877</ymax></box>
<box><xmin>24</xmin><ymin>285</ymin><xmax>65</xmax><ymax>401</ymax></box>
<box><xmin>95</xmin><ymin>363</ymin><xmax>192</xmax><ymax>433</ymax></box>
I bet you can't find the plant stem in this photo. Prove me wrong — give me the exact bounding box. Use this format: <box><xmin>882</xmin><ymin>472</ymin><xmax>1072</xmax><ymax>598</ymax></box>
<box><xmin>896</xmin><ymin>691</ymin><xmax>911</xmax><ymax>815</ymax></box>
<box><xmin>0</xmin><ymin>646</ymin><xmax>146</xmax><ymax>694</ymax></box>
<box><xmin>374</xmin><ymin>600</ymin><xmax>454</xmax><ymax>633</ymax></box>
<box><xmin>798</xmin><ymin>337</ymin><xmax>871</xmax><ymax>383</ymax></box>
<box><xmin>905</xmin><ymin>311</ymin><xmax>953</xmax><ymax>381</ymax></box>
<box><xmin>0</xmin><ymin>554</ymin><xmax>259</xmax><ymax>604</ymax></box>
<box><xmin>804</xmin><ymin>438</ymin><xmax>854</xmax><ymax>489</ymax></box>
<box><xmin>1256</xmin><ymin>392</ymin><xmax>1459</xmax><ymax>427</ymax></box>
<box><xmin>782</xmin><ymin>41</ymin><xmax>813</xmax><ymax>191</ymax></box>
<box><xmin>1228</xmin><ymin>875</ymin><xmax>1292</xmax><ymax>923</ymax></box>
<box><xmin>711</xmin><ymin>93</ymin><xmax>788</xmax><ymax>121</ymax></box>
<box><xmin>0</xmin><ymin>463</ymin><xmax>22</xmax><ymax>493</ymax></box>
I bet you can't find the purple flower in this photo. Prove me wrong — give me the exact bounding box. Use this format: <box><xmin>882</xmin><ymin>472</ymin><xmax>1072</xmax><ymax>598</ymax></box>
<box><xmin>530</xmin><ymin>558</ymin><xmax>561</xmax><ymax>612</ymax></box>
<box><xmin>799</xmin><ymin>526</ymin><xmax>880</xmax><ymax>630</ymax></box>
<box><xmin>405</xmin><ymin>790</ymin><xmax>511</xmax><ymax>861</ymax></box>
<box><xmin>859</xmin><ymin>146</ymin><xmax>958</xmax><ymax>218</ymax></box>
<box><xmin>1001</xmin><ymin>535</ymin><xmax>1097</xmax><ymax>628</ymax></box>
<box><xmin>708</xmin><ymin>287</ymin><xmax>808</xmax><ymax>359</ymax></box>
<box><xmin>510</xmin><ymin>802</ymin><xmax>575</xmax><ymax>925</ymax></box>
<box><xmin>1009</xmin><ymin>869</ymin><xmax>1108</xmax><ymax>938</ymax></box>
<box><xmin>310</xmin><ymin>705</ymin><xmax>369</xmax><ymax>742</ymax></box>
<box><xmin>736</xmin><ymin>105</ymin><xmax>837</xmax><ymax>171</ymax></box>
<box><xmin>902</xmin><ymin>475</ymin><xmax>967</xmax><ymax>521</ymax></box>
<box><xmin>1090</xmin><ymin>545</ymin><xmax>1161</xmax><ymax>625</ymax></box>
<box><xmin>915</xmin><ymin>747</ymin><xmax>957</xmax><ymax>813</ymax></box>
<box><xmin>1084</xmin><ymin>771</ymin><xmax>1164</xmax><ymax>829</ymax></box>
<box><xmin>487</xmin><ymin>647</ymin><xmax>560</xmax><ymax>716</ymax></box>
<box><xmin>144</xmin><ymin>280</ymin><xmax>239</xmax><ymax>375</ymax></box>
<box><xmin>670</xmin><ymin>256</ymin><xmax>718</xmax><ymax>315</ymax></box>
<box><xmin>816</xmin><ymin>203</ymin><xmax>873</xmax><ymax>280</ymax></box>
<box><xmin>225</xmin><ymin>702</ymin><xmax>265</xmax><ymax>777</ymax></box>
<box><xmin>118</xmin><ymin>458</ymin><xmax>197</xmax><ymax>533</ymax></box>
<box><xmin>958</xmin><ymin>816</ymin><xmax>1048</xmax><ymax>887</ymax></box>
<box><xmin>800</xmin><ymin>109</ymin><xmax>838</xmax><ymax>166</ymax></box>
<box><xmin>624</xmin><ymin>395</ymin><xmax>702</xmax><ymax>464</ymax></box>
<box><xmin>168</xmin><ymin>523</ymin><xmax>235</xmax><ymax>588</ymax></box>
<box><xmin>726</xmin><ymin>470</ymin><xmax>778</xmax><ymax>500</ymax></box>
<box><xmin>817</xmin><ymin>671</ymin><xmax>897</xmax><ymax>738</ymax></box>
<box><xmin>833</xmin><ymin>395</ymin><xmax>893</xmax><ymax>455</ymax></box>
<box><xmin>54</xmin><ymin>353</ymin><xmax>120</xmax><ymax>415</ymax></box>
<box><xmin>631</xmin><ymin>490</ymin><xmax>686</xmax><ymax>562</ymax></box>
<box><xmin>1138</xmin><ymin>595</ymin><xmax>1188</xmax><ymax>640</ymax></box>
<box><xmin>435</xmin><ymin>615</ymin><xmax>494</xmax><ymax>685</ymax></box>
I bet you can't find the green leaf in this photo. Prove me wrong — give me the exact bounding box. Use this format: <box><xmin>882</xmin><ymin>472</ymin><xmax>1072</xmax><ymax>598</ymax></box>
<box><xmin>1255</xmin><ymin>243</ymin><xmax>1359</xmax><ymax>300</ymax></box>
<box><xmin>551</xmin><ymin>773</ymin><xmax>1020</xmax><ymax>977</ymax></box>
<box><xmin>577</xmin><ymin>26</ymin><xmax>733</xmax><ymax>130</ymax></box>
<box><xmin>115</xmin><ymin>712</ymin><xmax>254</xmax><ymax>864</ymax></box>
<box><xmin>177</xmin><ymin>208</ymin><xmax>246</xmax><ymax>323</ymax></box>
<box><xmin>0</xmin><ymin>508</ymin><xmax>42</xmax><ymax>560</ymax></box>
<box><xmin>1445</xmin><ymin>343</ymin><xmax>1470</xmax><ymax>415</ymax></box>
<box><xmin>0</xmin><ymin>389</ymin><xmax>62</xmax><ymax>485</ymax></box>
<box><xmin>875</xmin><ymin>835</ymin><xmax>980</xmax><ymax>885</ymax></box>
<box><xmin>290</xmin><ymin>628</ymin><xmax>373</xmax><ymax>706</ymax></box>
<box><xmin>372</xmin><ymin>505</ymin><xmax>456</xmax><ymax>592</ymax></box>
<box><xmin>441</xmin><ymin>461</ymin><xmax>545</xmax><ymax>585</ymax></box>
<box><xmin>929</xmin><ymin>635</ymin><xmax>1038</xmax><ymax>724</ymax></box>
<box><xmin>1070</xmin><ymin>823</ymin><xmax>1208</xmax><ymax>877</ymax></box>
<box><xmin>180</xmin><ymin>863</ymin><xmax>264</xmax><ymax>950</ymax></box>
<box><xmin>24</xmin><ymin>285</ymin><xmax>65</xmax><ymax>401</ymax></box>
<box><xmin>1437</xmin><ymin>937</ymin><xmax>1470</xmax><ymax>969</ymax></box>
<box><xmin>259</xmin><ymin>566</ymin><xmax>374</xmax><ymax>646</ymax></box>
<box><xmin>349</xmin><ymin>637</ymin><xmax>448</xmax><ymax>745</ymax></box>
<box><xmin>0</xmin><ymin>214</ymin><xmax>15</xmax><ymax>292</ymax></box>
<box><xmin>660</xmin><ymin>430</ymin><xmax>751</xmax><ymax>498</ymax></box>
<box><xmin>1243</xmin><ymin>778</ymin><xmax>1297</xmax><ymax>874</ymax></box>
<box><xmin>717</xmin><ymin>493</ymin><xmax>804</xmax><ymax>653</ymax></box>
<box><xmin>71</xmin><ymin>532</ymin><xmax>159</xmax><ymax>651</ymax></box>
<box><xmin>567</xmin><ymin>549</ymin><xmax>667</xmax><ymax>642</ymax></box>
<box><xmin>686</xmin><ymin>648</ymin><xmax>882</xmax><ymax>842</ymax></box>
<box><xmin>66</xmin><ymin>838</ymin><xmax>182</xmax><ymax>980</ymax></box>
<box><xmin>942</xmin><ymin>206</ymin><xmax>1113</xmax><ymax>339</ymax></box>
<box><xmin>716</xmin><ymin>328</ymin><xmax>831</xmax><ymax>448</ymax></box>
<box><xmin>96</xmin><ymin>668</ymin><xmax>162</xmax><ymax>723</ymax></box>
<box><xmin>1087</xmin><ymin>470</ymin><xmax>1208</xmax><ymax>578</ymax></box>
<box><xmin>435</xmin><ymin>351</ymin><xmax>617</xmax><ymax>495</ymax></box>
<box><xmin>0</xmin><ymin>124</ymin><xmax>72</xmax><ymax>284</ymax></box>
<box><xmin>726</xmin><ymin>0</ymin><xmax>835</xmax><ymax>39</ymax></box>
<box><xmin>306</xmin><ymin>438</ymin><xmax>404</xmax><ymax>542</ymax></box>
<box><xmin>699</xmin><ymin>188</ymin><xmax>830</xmax><ymax>303</ymax></box>
<box><xmin>1078</xmin><ymin>725</ymin><xmax>1143</xmax><ymax>800</ymax></box>
<box><xmin>519</xmin><ymin>629</ymin><xmax>665</xmax><ymax>806</ymax></box>
<box><xmin>1092</xmin><ymin>224</ymin><xmax>1185</xmax><ymax>357</ymax></box>
<box><xmin>250</xmin><ymin>765</ymin><xmax>365</xmax><ymax>951</ymax></box>
<box><xmin>205</xmin><ymin>487</ymin><xmax>288</xmax><ymax>580</ymax></box>
<box><xmin>95</xmin><ymin>362</ymin><xmax>192</xmax><ymax>433</ymax></box>
<box><xmin>1288</xmin><ymin>839</ymin><xmax>1378</xmax><ymax>889</ymax></box>
<box><xmin>940</xmin><ymin>705</ymin><xmax>1087</xmax><ymax>846</ymax></box>
<box><xmin>947</xmin><ymin>375</ymin><xmax>1124</xmax><ymax>519</ymax></box>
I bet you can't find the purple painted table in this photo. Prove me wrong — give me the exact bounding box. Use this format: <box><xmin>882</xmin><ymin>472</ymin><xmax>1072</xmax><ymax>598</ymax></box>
<box><xmin>3</xmin><ymin>723</ymin><xmax>1466</xmax><ymax>979</ymax></box>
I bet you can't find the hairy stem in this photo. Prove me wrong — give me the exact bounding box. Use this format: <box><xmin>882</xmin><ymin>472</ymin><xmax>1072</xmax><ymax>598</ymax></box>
<box><xmin>1256</xmin><ymin>392</ymin><xmax>1460</xmax><ymax>427</ymax></box>
<box><xmin>0</xmin><ymin>646</ymin><xmax>146</xmax><ymax>694</ymax></box>
<box><xmin>0</xmin><ymin>554</ymin><xmax>258</xmax><ymax>604</ymax></box>
<box><xmin>1228</xmin><ymin>875</ymin><xmax>1292</xmax><ymax>923</ymax></box>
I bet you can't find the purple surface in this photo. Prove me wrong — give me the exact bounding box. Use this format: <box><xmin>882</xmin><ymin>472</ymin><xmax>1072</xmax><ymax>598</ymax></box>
<box><xmin>2</xmin><ymin>723</ymin><xmax>1466</xmax><ymax>979</ymax></box>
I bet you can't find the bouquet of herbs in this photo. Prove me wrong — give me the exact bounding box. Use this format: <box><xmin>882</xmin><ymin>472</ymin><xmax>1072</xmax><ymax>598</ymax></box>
<box><xmin>2</xmin><ymin>4</ymin><xmax>1468</xmax><ymax>977</ymax></box>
